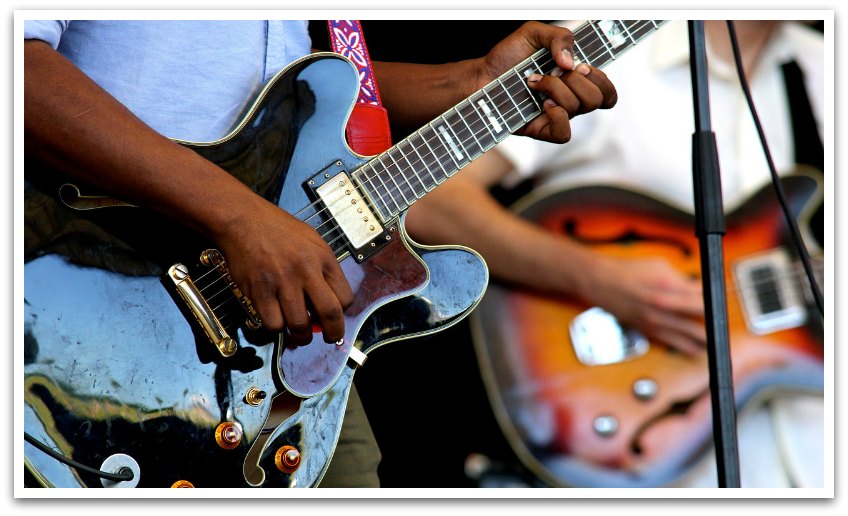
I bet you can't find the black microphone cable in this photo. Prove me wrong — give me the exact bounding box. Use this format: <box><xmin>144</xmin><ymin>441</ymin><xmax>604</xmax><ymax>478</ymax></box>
<box><xmin>726</xmin><ymin>20</ymin><xmax>825</xmax><ymax>316</ymax></box>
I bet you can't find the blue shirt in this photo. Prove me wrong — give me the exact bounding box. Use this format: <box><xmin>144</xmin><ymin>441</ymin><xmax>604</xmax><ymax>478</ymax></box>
<box><xmin>24</xmin><ymin>20</ymin><xmax>313</xmax><ymax>141</ymax></box>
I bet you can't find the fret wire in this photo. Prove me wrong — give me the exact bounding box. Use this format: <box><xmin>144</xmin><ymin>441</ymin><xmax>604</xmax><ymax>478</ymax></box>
<box><xmin>364</xmin><ymin>87</ymin><xmax>540</xmax><ymax>214</ymax></box>
<box><xmin>573</xmin><ymin>39</ymin><xmax>591</xmax><ymax>64</ymax></box>
<box><xmin>419</xmin><ymin>125</ymin><xmax>453</xmax><ymax>182</ymax></box>
<box><xmin>576</xmin><ymin>23</ymin><xmax>608</xmax><ymax>62</ymax></box>
<box><xmin>592</xmin><ymin>21</ymin><xmax>618</xmax><ymax>62</ymax></box>
<box><xmin>619</xmin><ymin>20</ymin><xmax>646</xmax><ymax>45</ymax></box>
<box><xmin>630</xmin><ymin>21</ymin><xmax>657</xmax><ymax>40</ymax></box>
<box><xmin>430</xmin><ymin>120</ymin><xmax>463</xmax><ymax>170</ymax></box>
<box><xmin>351</xmin><ymin>166</ymin><xmax>381</xmax><ymax>215</ymax></box>
<box><xmin>459</xmin><ymin>98</ymin><xmax>497</xmax><ymax>150</ymax></box>
<box><xmin>402</xmin><ymin>143</ymin><xmax>435</xmax><ymax>194</ymax></box>
<box><xmin>350</xmin><ymin>169</ymin><xmax>384</xmax><ymax>219</ymax></box>
<box><xmin>363</xmin><ymin>163</ymin><xmax>395</xmax><ymax>217</ymax></box>
<box><xmin>454</xmin><ymin>104</ymin><xmax>487</xmax><ymax>155</ymax></box>
<box><xmin>510</xmin><ymin>69</ymin><xmax>538</xmax><ymax>118</ymax></box>
<box><xmin>404</xmin><ymin>136</ymin><xmax>440</xmax><ymax>188</ymax></box>
<box><xmin>359</xmin><ymin>89</ymin><xmax>529</xmax><ymax>215</ymax></box>
<box><xmin>481</xmin><ymin>87</ymin><xmax>510</xmax><ymax>133</ymax></box>
<box><xmin>469</xmin><ymin>94</ymin><xmax>501</xmax><ymax>141</ymax></box>
<box><xmin>528</xmin><ymin>53</ymin><xmax>548</xmax><ymax>75</ymax></box>
<box><xmin>574</xmin><ymin>23</ymin><xmax>601</xmax><ymax>53</ymax></box>
<box><xmin>441</xmin><ymin>114</ymin><xmax>473</xmax><ymax>162</ymax></box>
<box><xmin>511</xmin><ymin>70</ymin><xmax>540</xmax><ymax>127</ymax></box>
<box><xmin>506</xmin><ymin>69</ymin><xmax>540</xmax><ymax>122</ymax></box>
<box><xmin>492</xmin><ymin>80</ymin><xmax>525</xmax><ymax>133</ymax></box>
<box><xmin>476</xmin><ymin>86</ymin><xmax>510</xmax><ymax>138</ymax></box>
<box><xmin>386</xmin><ymin>150</ymin><xmax>422</xmax><ymax>200</ymax></box>
<box><xmin>368</xmin><ymin>161</ymin><xmax>403</xmax><ymax>214</ymax></box>
<box><xmin>620</xmin><ymin>20</ymin><xmax>636</xmax><ymax>44</ymax></box>
<box><xmin>377</xmin><ymin>154</ymin><xmax>413</xmax><ymax>206</ymax></box>
<box><xmin>397</xmin><ymin>142</ymin><xmax>434</xmax><ymax>192</ymax></box>
<box><xmin>622</xmin><ymin>20</ymin><xmax>650</xmax><ymax>42</ymax></box>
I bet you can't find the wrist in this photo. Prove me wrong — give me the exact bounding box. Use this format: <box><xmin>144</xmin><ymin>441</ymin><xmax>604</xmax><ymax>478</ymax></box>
<box><xmin>566</xmin><ymin>245</ymin><xmax>613</xmax><ymax>302</ymax></box>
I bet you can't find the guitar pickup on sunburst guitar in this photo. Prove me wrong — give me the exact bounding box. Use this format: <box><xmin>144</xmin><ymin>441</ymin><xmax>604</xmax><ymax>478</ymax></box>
<box><xmin>306</xmin><ymin>161</ymin><xmax>389</xmax><ymax>262</ymax></box>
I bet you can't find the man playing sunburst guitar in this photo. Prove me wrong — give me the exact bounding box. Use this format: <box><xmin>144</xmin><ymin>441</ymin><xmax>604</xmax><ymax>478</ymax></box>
<box><xmin>406</xmin><ymin>20</ymin><xmax>825</xmax><ymax>488</ymax></box>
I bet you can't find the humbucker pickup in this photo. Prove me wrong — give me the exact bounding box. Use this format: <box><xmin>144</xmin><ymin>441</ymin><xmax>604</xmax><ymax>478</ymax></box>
<box><xmin>308</xmin><ymin>162</ymin><xmax>391</xmax><ymax>262</ymax></box>
<box><xmin>733</xmin><ymin>248</ymin><xmax>808</xmax><ymax>335</ymax></box>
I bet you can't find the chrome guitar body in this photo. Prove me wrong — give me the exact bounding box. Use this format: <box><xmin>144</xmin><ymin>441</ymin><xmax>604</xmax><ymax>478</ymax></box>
<box><xmin>23</xmin><ymin>52</ymin><xmax>488</xmax><ymax>488</ymax></box>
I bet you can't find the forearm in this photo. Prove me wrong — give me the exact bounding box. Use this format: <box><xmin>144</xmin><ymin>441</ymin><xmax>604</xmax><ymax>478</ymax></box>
<box><xmin>406</xmin><ymin>172</ymin><xmax>596</xmax><ymax>298</ymax></box>
<box><xmin>373</xmin><ymin>59</ymin><xmax>481</xmax><ymax>131</ymax></box>
<box><xmin>24</xmin><ymin>39</ymin><xmax>264</xmax><ymax>242</ymax></box>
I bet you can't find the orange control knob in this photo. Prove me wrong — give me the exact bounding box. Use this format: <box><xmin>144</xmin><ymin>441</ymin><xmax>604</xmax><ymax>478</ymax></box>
<box><xmin>171</xmin><ymin>480</ymin><xmax>195</xmax><ymax>488</ymax></box>
<box><xmin>214</xmin><ymin>422</ymin><xmax>243</xmax><ymax>450</ymax></box>
<box><xmin>275</xmin><ymin>445</ymin><xmax>302</xmax><ymax>473</ymax></box>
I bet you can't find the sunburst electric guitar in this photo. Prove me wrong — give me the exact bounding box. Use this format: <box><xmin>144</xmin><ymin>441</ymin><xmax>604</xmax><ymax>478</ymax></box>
<box><xmin>23</xmin><ymin>20</ymin><xmax>667</xmax><ymax>488</ymax></box>
<box><xmin>471</xmin><ymin>171</ymin><xmax>824</xmax><ymax>488</ymax></box>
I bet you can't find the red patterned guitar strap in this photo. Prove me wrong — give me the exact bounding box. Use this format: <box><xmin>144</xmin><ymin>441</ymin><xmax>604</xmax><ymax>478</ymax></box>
<box><xmin>327</xmin><ymin>20</ymin><xmax>393</xmax><ymax>155</ymax></box>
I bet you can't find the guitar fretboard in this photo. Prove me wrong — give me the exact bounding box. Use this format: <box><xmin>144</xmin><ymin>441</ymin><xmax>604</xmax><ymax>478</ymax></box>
<box><xmin>353</xmin><ymin>20</ymin><xmax>665</xmax><ymax>222</ymax></box>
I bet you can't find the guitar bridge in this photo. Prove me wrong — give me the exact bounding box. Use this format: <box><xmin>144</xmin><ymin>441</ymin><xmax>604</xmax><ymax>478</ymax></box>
<box><xmin>167</xmin><ymin>249</ymin><xmax>262</xmax><ymax>357</ymax></box>
<box><xmin>199</xmin><ymin>249</ymin><xmax>262</xmax><ymax>330</ymax></box>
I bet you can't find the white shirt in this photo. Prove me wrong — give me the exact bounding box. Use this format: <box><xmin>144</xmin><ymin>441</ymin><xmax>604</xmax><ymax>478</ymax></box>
<box><xmin>495</xmin><ymin>20</ymin><xmax>826</xmax><ymax>488</ymax></box>
<box><xmin>497</xmin><ymin>20</ymin><xmax>824</xmax><ymax>213</ymax></box>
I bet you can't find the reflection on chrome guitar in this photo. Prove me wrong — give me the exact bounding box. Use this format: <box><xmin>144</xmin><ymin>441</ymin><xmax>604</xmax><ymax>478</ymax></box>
<box><xmin>23</xmin><ymin>20</ymin><xmax>666</xmax><ymax>488</ymax></box>
<box><xmin>471</xmin><ymin>171</ymin><xmax>824</xmax><ymax>487</ymax></box>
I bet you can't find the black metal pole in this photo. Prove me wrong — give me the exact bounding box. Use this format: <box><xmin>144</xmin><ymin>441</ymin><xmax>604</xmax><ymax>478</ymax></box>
<box><xmin>688</xmin><ymin>20</ymin><xmax>741</xmax><ymax>488</ymax></box>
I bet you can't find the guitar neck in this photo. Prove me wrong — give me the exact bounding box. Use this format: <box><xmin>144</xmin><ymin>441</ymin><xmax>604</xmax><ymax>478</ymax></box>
<box><xmin>353</xmin><ymin>20</ymin><xmax>665</xmax><ymax>221</ymax></box>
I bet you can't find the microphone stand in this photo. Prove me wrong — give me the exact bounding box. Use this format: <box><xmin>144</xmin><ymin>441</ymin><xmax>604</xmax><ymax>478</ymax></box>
<box><xmin>688</xmin><ymin>20</ymin><xmax>741</xmax><ymax>488</ymax></box>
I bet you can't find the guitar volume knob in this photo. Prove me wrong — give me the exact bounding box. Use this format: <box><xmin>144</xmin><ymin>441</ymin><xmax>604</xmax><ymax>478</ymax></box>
<box><xmin>275</xmin><ymin>445</ymin><xmax>302</xmax><ymax>474</ymax></box>
<box><xmin>214</xmin><ymin>421</ymin><xmax>243</xmax><ymax>449</ymax></box>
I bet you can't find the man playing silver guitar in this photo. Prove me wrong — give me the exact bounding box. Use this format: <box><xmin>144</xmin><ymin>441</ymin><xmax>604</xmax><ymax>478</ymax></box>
<box><xmin>23</xmin><ymin>17</ymin><xmax>617</xmax><ymax>488</ymax></box>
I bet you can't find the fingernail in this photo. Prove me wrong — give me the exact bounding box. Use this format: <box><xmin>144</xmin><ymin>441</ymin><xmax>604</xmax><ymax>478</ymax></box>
<box><xmin>543</xmin><ymin>98</ymin><xmax>556</xmax><ymax>109</ymax></box>
<box><xmin>561</xmin><ymin>49</ymin><xmax>574</xmax><ymax>70</ymax></box>
<box><xmin>575</xmin><ymin>63</ymin><xmax>591</xmax><ymax>76</ymax></box>
<box><xmin>527</xmin><ymin>73</ymin><xmax>543</xmax><ymax>83</ymax></box>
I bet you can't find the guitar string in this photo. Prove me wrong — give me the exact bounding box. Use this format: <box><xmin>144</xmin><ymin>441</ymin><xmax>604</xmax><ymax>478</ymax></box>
<box><xmin>300</xmin><ymin>21</ymin><xmax>660</xmax><ymax>255</ymax></box>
